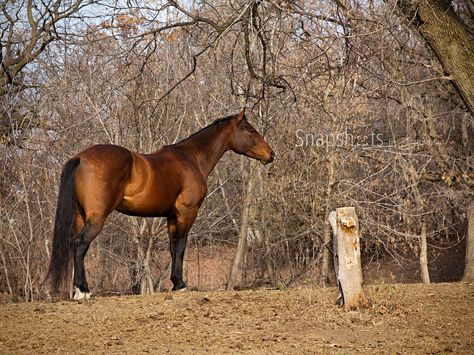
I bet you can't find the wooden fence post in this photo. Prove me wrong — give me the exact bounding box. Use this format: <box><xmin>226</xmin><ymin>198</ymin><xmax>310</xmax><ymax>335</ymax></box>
<box><xmin>328</xmin><ymin>207</ymin><xmax>366</xmax><ymax>310</ymax></box>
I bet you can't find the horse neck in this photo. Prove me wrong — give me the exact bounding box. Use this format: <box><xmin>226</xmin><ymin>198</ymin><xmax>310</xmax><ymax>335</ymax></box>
<box><xmin>178</xmin><ymin>122</ymin><xmax>232</xmax><ymax>178</ymax></box>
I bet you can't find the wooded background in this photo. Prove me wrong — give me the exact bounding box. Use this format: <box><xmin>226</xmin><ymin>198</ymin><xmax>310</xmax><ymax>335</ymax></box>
<box><xmin>1</xmin><ymin>0</ymin><xmax>473</xmax><ymax>301</ymax></box>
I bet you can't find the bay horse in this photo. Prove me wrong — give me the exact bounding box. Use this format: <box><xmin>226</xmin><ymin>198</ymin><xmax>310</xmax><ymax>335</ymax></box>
<box><xmin>46</xmin><ymin>110</ymin><xmax>274</xmax><ymax>300</ymax></box>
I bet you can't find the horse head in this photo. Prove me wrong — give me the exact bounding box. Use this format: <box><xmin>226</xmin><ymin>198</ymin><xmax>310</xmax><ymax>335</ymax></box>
<box><xmin>228</xmin><ymin>110</ymin><xmax>274</xmax><ymax>165</ymax></box>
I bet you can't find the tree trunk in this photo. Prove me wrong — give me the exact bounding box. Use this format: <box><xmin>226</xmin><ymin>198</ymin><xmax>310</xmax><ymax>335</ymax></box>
<box><xmin>254</xmin><ymin>226</ymin><xmax>274</xmax><ymax>281</ymax></box>
<box><xmin>156</xmin><ymin>260</ymin><xmax>172</xmax><ymax>292</ymax></box>
<box><xmin>130</xmin><ymin>218</ymin><xmax>155</xmax><ymax>295</ymax></box>
<box><xmin>227</xmin><ymin>169</ymin><xmax>255</xmax><ymax>290</ymax></box>
<box><xmin>462</xmin><ymin>202</ymin><xmax>474</xmax><ymax>281</ymax></box>
<box><xmin>328</xmin><ymin>207</ymin><xmax>366</xmax><ymax>310</ymax></box>
<box><xmin>140</xmin><ymin>255</ymin><xmax>154</xmax><ymax>295</ymax></box>
<box><xmin>0</xmin><ymin>243</ymin><xmax>14</xmax><ymax>300</ymax></box>
<box><xmin>419</xmin><ymin>220</ymin><xmax>431</xmax><ymax>284</ymax></box>
<box><xmin>397</xmin><ymin>0</ymin><xmax>474</xmax><ymax>115</ymax></box>
<box><xmin>321</xmin><ymin>154</ymin><xmax>335</xmax><ymax>287</ymax></box>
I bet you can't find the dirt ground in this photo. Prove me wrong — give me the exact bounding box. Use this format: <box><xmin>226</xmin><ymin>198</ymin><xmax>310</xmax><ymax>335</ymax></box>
<box><xmin>0</xmin><ymin>283</ymin><xmax>473</xmax><ymax>354</ymax></box>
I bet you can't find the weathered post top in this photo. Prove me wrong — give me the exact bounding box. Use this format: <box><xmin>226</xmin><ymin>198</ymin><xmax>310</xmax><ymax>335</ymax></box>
<box><xmin>328</xmin><ymin>207</ymin><xmax>366</xmax><ymax>310</ymax></box>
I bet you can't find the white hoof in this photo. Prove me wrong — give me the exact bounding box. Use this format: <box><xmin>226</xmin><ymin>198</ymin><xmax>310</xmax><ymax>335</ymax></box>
<box><xmin>176</xmin><ymin>287</ymin><xmax>187</xmax><ymax>292</ymax></box>
<box><xmin>73</xmin><ymin>286</ymin><xmax>91</xmax><ymax>301</ymax></box>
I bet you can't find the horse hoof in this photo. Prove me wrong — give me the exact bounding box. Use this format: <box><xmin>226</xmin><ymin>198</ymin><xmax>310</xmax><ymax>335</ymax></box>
<box><xmin>175</xmin><ymin>287</ymin><xmax>187</xmax><ymax>292</ymax></box>
<box><xmin>73</xmin><ymin>286</ymin><xmax>91</xmax><ymax>301</ymax></box>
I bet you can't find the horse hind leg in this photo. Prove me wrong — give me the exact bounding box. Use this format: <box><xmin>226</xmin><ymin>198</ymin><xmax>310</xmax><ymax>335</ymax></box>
<box><xmin>73</xmin><ymin>214</ymin><xmax>106</xmax><ymax>300</ymax></box>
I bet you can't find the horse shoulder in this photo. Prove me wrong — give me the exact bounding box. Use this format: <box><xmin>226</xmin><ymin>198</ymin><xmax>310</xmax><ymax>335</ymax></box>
<box><xmin>161</xmin><ymin>149</ymin><xmax>207</xmax><ymax>207</ymax></box>
<box><xmin>123</xmin><ymin>151</ymin><xmax>156</xmax><ymax>196</ymax></box>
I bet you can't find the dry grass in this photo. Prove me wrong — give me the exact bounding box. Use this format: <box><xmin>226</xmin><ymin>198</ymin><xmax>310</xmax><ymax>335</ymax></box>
<box><xmin>0</xmin><ymin>282</ymin><xmax>473</xmax><ymax>353</ymax></box>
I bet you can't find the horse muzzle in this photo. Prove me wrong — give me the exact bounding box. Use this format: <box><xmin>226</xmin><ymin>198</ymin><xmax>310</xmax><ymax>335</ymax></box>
<box><xmin>260</xmin><ymin>150</ymin><xmax>275</xmax><ymax>165</ymax></box>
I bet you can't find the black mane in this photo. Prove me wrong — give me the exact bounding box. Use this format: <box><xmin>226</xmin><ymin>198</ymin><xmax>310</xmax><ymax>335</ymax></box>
<box><xmin>172</xmin><ymin>114</ymin><xmax>236</xmax><ymax>145</ymax></box>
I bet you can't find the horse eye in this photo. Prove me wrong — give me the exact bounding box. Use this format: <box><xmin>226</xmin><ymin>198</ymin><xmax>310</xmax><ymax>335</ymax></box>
<box><xmin>247</xmin><ymin>127</ymin><xmax>256</xmax><ymax>133</ymax></box>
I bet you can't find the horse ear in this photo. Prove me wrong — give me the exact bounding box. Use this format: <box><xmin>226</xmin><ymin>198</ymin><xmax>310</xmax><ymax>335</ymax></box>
<box><xmin>236</xmin><ymin>109</ymin><xmax>245</xmax><ymax>123</ymax></box>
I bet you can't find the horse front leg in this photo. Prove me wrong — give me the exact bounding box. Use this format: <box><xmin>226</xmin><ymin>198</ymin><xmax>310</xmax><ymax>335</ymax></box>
<box><xmin>167</xmin><ymin>207</ymin><xmax>198</xmax><ymax>291</ymax></box>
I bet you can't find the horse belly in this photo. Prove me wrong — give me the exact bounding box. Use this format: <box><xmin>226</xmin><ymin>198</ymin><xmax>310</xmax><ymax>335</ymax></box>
<box><xmin>116</xmin><ymin>183</ymin><xmax>178</xmax><ymax>217</ymax></box>
<box><xmin>117</xmin><ymin>150</ymin><xmax>187</xmax><ymax>217</ymax></box>
<box><xmin>116</xmin><ymin>199</ymin><xmax>171</xmax><ymax>217</ymax></box>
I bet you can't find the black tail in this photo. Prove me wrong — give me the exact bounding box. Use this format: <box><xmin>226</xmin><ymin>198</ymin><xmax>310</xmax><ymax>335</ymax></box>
<box><xmin>46</xmin><ymin>158</ymin><xmax>80</xmax><ymax>294</ymax></box>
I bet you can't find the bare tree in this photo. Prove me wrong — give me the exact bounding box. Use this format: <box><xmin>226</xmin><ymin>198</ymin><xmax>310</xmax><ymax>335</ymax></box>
<box><xmin>463</xmin><ymin>203</ymin><xmax>474</xmax><ymax>281</ymax></box>
<box><xmin>397</xmin><ymin>0</ymin><xmax>474</xmax><ymax>115</ymax></box>
<box><xmin>0</xmin><ymin>0</ymin><xmax>98</xmax><ymax>95</ymax></box>
<box><xmin>1</xmin><ymin>0</ymin><xmax>473</xmax><ymax>301</ymax></box>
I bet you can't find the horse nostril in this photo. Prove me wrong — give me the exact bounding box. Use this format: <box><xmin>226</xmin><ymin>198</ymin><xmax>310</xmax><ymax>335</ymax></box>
<box><xmin>268</xmin><ymin>150</ymin><xmax>275</xmax><ymax>162</ymax></box>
